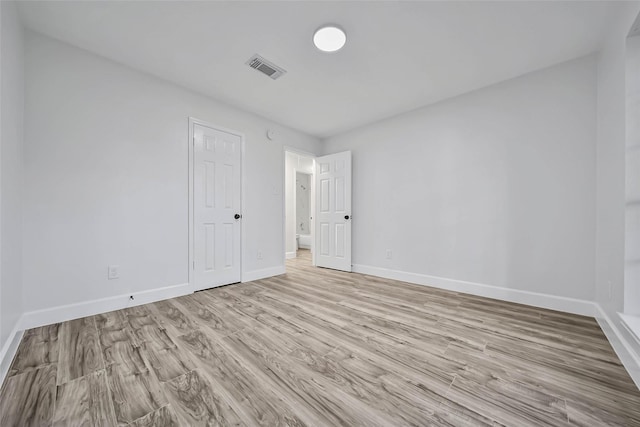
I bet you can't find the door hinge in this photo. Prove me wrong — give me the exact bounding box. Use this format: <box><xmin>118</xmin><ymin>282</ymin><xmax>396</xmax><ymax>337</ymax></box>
<box><xmin>192</xmin><ymin>261</ymin><xmax>195</xmax><ymax>269</ymax></box>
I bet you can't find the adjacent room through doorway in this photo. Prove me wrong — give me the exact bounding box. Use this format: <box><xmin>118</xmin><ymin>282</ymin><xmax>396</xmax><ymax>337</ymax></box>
<box><xmin>284</xmin><ymin>150</ymin><xmax>315</xmax><ymax>266</ymax></box>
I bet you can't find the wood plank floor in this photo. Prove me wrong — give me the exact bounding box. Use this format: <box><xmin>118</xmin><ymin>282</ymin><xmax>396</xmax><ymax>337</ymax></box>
<box><xmin>2</xmin><ymin>249</ymin><xmax>639</xmax><ymax>426</ymax></box>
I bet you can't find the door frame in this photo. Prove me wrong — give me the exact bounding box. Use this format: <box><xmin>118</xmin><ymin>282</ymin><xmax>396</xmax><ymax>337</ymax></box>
<box><xmin>283</xmin><ymin>147</ymin><xmax>317</xmax><ymax>268</ymax></box>
<box><xmin>188</xmin><ymin>117</ymin><xmax>246</xmax><ymax>290</ymax></box>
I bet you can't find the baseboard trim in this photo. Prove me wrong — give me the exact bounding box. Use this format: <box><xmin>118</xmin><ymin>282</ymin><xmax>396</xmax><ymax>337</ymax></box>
<box><xmin>20</xmin><ymin>283</ymin><xmax>192</xmax><ymax>330</ymax></box>
<box><xmin>6</xmin><ymin>265</ymin><xmax>640</xmax><ymax>391</ymax></box>
<box><xmin>620</xmin><ymin>313</ymin><xmax>640</xmax><ymax>348</ymax></box>
<box><xmin>352</xmin><ymin>264</ymin><xmax>597</xmax><ymax>317</ymax></box>
<box><xmin>286</xmin><ymin>251</ymin><xmax>297</xmax><ymax>259</ymax></box>
<box><xmin>0</xmin><ymin>318</ymin><xmax>25</xmax><ymax>387</ymax></box>
<box><xmin>242</xmin><ymin>265</ymin><xmax>286</xmax><ymax>282</ymax></box>
<box><xmin>596</xmin><ymin>307</ymin><xmax>640</xmax><ymax>389</ymax></box>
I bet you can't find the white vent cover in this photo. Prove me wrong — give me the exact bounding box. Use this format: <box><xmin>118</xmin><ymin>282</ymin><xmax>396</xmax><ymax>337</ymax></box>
<box><xmin>246</xmin><ymin>54</ymin><xmax>286</xmax><ymax>80</ymax></box>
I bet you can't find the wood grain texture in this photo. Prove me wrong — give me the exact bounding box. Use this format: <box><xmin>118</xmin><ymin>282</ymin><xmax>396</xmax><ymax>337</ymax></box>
<box><xmin>139</xmin><ymin>329</ymin><xmax>195</xmax><ymax>383</ymax></box>
<box><xmin>173</xmin><ymin>293</ymin><xmax>244</xmax><ymax>336</ymax></box>
<box><xmin>178</xmin><ymin>329</ymin><xmax>311</xmax><ymax>426</ymax></box>
<box><xmin>126</xmin><ymin>405</ymin><xmax>180</xmax><ymax>427</ymax></box>
<box><xmin>146</xmin><ymin>299</ymin><xmax>199</xmax><ymax>339</ymax></box>
<box><xmin>0</xmin><ymin>365</ymin><xmax>57</xmax><ymax>427</ymax></box>
<box><xmin>163</xmin><ymin>369</ymin><xmax>243</xmax><ymax>426</ymax></box>
<box><xmin>106</xmin><ymin>363</ymin><xmax>168</xmax><ymax>425</ymax></box>
<box><xmin>7</xmin><ymin>324</ymin><xmax>59</xmax><ymax>378</ymax></box>
<box><xmin>124</xmin><ymin>305</ymin><xmax>158</xmax><ymax>333</ymax></box>
<box><xmin>95</xmin><ymin>310</ymin><xmax>129</xmax><ymax>330</ymax></box>
<box><xmin>53</xmin><ymin>369</ymin><xmax>117</xmax><ymax>427</ymax></box>
<box><xmin>57</xmin><ymin>317</ymin><xmax>103</xmax><ymax>385</ymax></box>
<box><xmin>1</xmin><ymin>249</ymin><xmax>639</xmax><ymax>426</ymax></box>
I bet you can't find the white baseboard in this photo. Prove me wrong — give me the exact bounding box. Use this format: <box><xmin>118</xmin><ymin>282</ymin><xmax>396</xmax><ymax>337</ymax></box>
<box><xmin>352</xmin><ymin>264</ymin><xmax>597</xmax><ymax>317</ymax></box>
<box><xmin>352</xmin><ymin>264</ymin><xmax>640</xmax><ymax>389</ymax></box>
<box><xmin>5</xmin><ymin>263</ymin><xmax>640</xmax><ymax>392</ymax></box>
<box><xmin>286</xmin><ymin>251</ymin><xmax>297</xmax><ymax>259</ymax></box>
<box><xmin>243</xmin><ymin>265</ymin><xmax>286</xmax><ymax>282</ymax></box>
<box><xmin>0</xmin><ymin>319</ymin><xmax>25</xmax><ymax>387</ymax></box>
<box><xmin>596</xmin><ymin>307</ymin><xmax>640</xmax><ymax>389</ymax></box>
<box><xmin>20</xmin><ymin>283</ymin><xmax>192</xmax><ymax>330</ymax></box>
<box><xmin>620</xmin><ymin>313</ymin><xmax>640</xmax><ymax>348</ymax></box>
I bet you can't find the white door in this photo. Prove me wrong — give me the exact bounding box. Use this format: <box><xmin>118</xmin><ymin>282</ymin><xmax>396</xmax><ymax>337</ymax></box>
<box><xmin>315</xmin><ymin>151</ymin><xmax>352</xmax><ymax>272</ymax></box>
<box><xmin>193</xmin><ymin>123</ymin><xmax>242</xmax><ymax>290</ymax></box>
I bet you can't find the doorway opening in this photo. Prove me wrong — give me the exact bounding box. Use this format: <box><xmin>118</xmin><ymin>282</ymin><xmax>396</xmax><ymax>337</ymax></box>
<box><xmin>285</xmin><ymin>150</ymin><xmax>315</xmax><ymax>267</ymax></box>
<box><xmin>284</xmin><ymin>149</ymin><xmax>353</xmax><ymax>272</ymax></box>
<box><xmin>296</xmin><ymin>171</ymin><xmax>313</xmax><ymax>257</ymax></box>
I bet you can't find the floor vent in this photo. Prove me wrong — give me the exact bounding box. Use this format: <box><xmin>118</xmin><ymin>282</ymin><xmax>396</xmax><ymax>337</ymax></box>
<box><xmin>246</xmin><ymin>54</ymin><xmax>286</xmax><ymax>80</ymax></box>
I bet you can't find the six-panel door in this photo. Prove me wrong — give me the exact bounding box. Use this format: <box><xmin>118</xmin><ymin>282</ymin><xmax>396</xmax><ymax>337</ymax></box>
<box><xmin>315</xmin><ymin>151</ymin><xmax>352</xmax><ymax>272</ymax></box>
<box><xmin>193</xmin><ymin>124</ymin><xmax>242</xmax><ymax>290</ymax></box>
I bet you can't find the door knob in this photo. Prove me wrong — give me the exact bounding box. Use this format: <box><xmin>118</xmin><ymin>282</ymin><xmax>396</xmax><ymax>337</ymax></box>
<box><xmin>234</xmin><ymin>214</ymin><xmax>242</xmax><ymax>220</ymax></box>
<box><xmin>344</xmin><ymin>215</ymin><xmax>350</xmax><ymax>220</ymax></box>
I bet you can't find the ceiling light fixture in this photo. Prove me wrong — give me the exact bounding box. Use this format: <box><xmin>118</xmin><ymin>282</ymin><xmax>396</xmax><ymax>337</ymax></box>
<box><xmin>313</xmin><ymin>25</ymin><xmax>346</xmax><ymax>52</ymax></box>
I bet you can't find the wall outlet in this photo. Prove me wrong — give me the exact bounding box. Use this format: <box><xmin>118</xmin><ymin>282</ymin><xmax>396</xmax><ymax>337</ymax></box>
<box><xmin>257</xmin><ymin>250</ymin><xmax>263</xmax><ymax>260</ymax></box>
<box><xmin>108</xmin><ymin>265</ymin><xmax>120</xmax><ymax>280</ymax></box>
<box><xmin>385</xmin><ymin>250</ymin><xmax>392</xmax><ymax>260</ymax></box>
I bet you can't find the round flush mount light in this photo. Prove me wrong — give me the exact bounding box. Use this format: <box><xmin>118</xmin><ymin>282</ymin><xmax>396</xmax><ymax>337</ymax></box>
<box><xmin>313</xmin><ymin>25</ymin><xmax>347</xmax><ymax>52</ymax></box>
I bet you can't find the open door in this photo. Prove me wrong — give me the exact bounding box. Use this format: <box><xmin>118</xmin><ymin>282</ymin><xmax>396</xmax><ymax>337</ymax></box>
<box><xmin>315</xmin><ymin>151</ymin><xmax>352</xmax><ymax>272</ymax></box>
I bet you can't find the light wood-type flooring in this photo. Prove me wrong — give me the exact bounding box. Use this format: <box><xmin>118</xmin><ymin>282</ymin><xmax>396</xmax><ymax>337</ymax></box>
<box><xmin>2</xmin><ymin>249</ymin><xmax>640</xmax><ymax>426</ymax></box>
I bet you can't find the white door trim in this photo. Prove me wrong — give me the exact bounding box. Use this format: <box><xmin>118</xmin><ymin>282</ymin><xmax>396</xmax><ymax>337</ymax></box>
<box><xmin>188</xmin><ymin>117</ymin><xmax>245</xmax><ymax>290</ymax></box>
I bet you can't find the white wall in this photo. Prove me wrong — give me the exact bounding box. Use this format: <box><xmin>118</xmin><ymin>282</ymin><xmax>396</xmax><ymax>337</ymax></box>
<box><xmin>23</xmin><ymin>32</ymin><xmax>320</xmax><ymax>313</ymax></box>
<box><xmin>323</xmin><ymin>55</ymin><xmax>597</xmax><ymax>302</ymax></box>
<box><xmin>284</xmin><ymin>151</ymin><xmax>313</xmax><ymax>257</ymax></box>
<box><xmin>595</xmin><ymin>2</ymin><xmax>640</xmax><ymax>381</ymax></box>
<box><xmin>596</xmin><ymin>1</ymin><xmax>639</xmax><ymax>316</ymax></box>
<box><xmin>0</xmin><ymin>1</ymin><xmax>24</xmax><ymax>352</ymax></box>
<box><xmin>296</xmin><ymin>172</ymin><xmax>311</xmax><ymax>235</ymax></box>
<box><xmin>625</xmin><ymin>34</ymin><xmax>640</xmax><ymax>316</ymax></box>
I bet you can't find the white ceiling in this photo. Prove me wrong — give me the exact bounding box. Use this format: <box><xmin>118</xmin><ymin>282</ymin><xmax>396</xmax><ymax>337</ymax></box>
<box><xmin>18</xmin><ymin>1</ymin><xmax>622</xmax><ymax>138</ymax></box>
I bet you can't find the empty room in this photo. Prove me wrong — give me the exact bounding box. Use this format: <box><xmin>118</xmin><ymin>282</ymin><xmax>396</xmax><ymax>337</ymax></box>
<box><xmin>2</xmin><ymin>0</ymin><xmax>640</xmax><ymax>425</ymax></box>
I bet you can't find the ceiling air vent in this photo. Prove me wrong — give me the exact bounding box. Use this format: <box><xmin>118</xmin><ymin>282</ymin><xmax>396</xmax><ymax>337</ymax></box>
<box><xmin>246</xmin><ymin>54</ymin><xmax>287</xmax><ymax>80</ymax></box>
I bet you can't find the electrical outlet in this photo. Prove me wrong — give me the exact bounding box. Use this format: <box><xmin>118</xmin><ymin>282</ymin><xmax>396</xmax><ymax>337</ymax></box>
<box><xmin>108</xmin><ymin>265</ymin><xmax>120</xmax><ymax>280</ymax></box>
<box><xmin>386</xmin><ymin>250</ymin><xmax>392</xmax><ymax>260</ymax></box>
<box><xmin>257</xmin><ymin>250</ymin><xmax>263</xmax><ymax>260</ymax></box>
